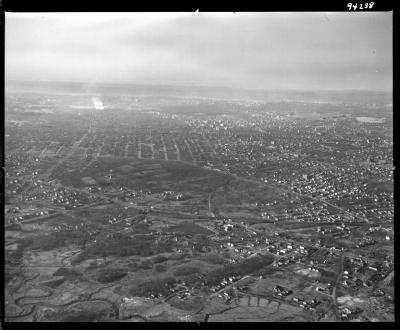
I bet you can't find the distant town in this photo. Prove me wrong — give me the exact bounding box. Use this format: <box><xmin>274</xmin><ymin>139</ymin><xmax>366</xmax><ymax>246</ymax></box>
<box><xmin>5</xmin><ymin>82</ymin><xmax>394</xmax><ymax>322</ymax></box>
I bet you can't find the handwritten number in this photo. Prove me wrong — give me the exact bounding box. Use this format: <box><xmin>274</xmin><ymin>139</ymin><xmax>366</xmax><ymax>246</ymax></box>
<box><xmin>348</xmin><ymin>2</ymin><xmax>374</xmax><ymax>10</ymax></box>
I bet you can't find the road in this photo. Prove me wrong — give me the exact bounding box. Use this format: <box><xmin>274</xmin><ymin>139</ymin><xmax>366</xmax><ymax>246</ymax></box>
<box><xmin>208</xmin><ymin>193</ymin><xmax>216</xmax><ymax>218</ymax></box>
<box><xmin>184</xmin><ymin>139</ymin><xmax>196</xmax><ymax>164</ymax></box>
<box><xmin>274</xmin><ymin>183</ymin><xmax>368</xmax><ymax>222</ymax></box>
<box><xmin>173</xmin><ymin>139</ymin><xmax>181</xmax><ymax>161</ymax></box>
<box><xmin>210</xmin><ymin>275</ymin><xmax>252</xmax><ymax>296</ymax></box>
<box><xmin>45</xmin><ymin>130</ymin><xmax>90</xmax><ymax>177</ymax></box>
<box><xmin>331</xmin><ymin>252</ymin><xmax>345</xmax><ymax>321</ymax></box>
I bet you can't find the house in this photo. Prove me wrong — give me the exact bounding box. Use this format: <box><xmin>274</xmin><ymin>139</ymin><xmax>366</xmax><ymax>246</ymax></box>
<box><xmin>224</xmin><ymin>224</ymin><xmax>234</xmax><ymax>232</ymax></box>
<box><xmin>273</xmin><ymin>285</ymin><xmax>292</xmax><ymax>297</ymax></box>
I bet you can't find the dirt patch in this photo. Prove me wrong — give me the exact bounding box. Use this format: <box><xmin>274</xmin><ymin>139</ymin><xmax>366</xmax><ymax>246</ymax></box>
<box><xmin>81</xmin><ymin>176</ymin><xmax>97</xmax><ymax>185</ymax></box>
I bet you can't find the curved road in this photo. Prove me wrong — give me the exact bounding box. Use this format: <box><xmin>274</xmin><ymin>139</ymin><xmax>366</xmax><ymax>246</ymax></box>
<box><xmin>331</xmin><ymin>252</ymin><xmax>345</xmax><ymax>321</ymax></box>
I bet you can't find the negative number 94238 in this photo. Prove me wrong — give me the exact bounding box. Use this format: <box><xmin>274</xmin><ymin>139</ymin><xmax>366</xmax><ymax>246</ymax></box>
<box><xmin>347</xmin><ymin>2</ymin><xmax>374</xmax><ymax>10</ymax></box>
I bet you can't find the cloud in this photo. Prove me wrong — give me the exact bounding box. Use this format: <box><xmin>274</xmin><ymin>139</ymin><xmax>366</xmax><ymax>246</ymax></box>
<box><xmin>5</xmin><ymin>12</ymin><xmax>392</xmax><ymax>91</ymax></box>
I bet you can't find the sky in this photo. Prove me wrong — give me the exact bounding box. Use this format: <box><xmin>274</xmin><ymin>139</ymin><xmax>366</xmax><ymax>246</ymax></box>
<box><xmin>5</xmin><ymin>12</ymin><xmax>392</xmax><ymax>91</ymax></box>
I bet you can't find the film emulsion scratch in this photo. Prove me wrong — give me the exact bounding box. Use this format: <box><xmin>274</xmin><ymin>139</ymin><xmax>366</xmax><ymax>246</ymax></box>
<box><xmin>4</xmin><ymin>12</ymin><xmax>393</xmax><ymax>322</ymax></box>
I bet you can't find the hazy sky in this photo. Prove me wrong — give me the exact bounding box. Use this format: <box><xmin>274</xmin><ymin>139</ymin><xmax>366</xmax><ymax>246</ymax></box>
<box><xmin>5</xmin><ymin>12</ymin><xmax>392</xmax><ymax>91</ymax></box>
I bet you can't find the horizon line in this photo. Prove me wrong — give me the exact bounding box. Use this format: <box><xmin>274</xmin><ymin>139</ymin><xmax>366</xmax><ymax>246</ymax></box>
<box><xmin>5</xmin><ymin>79</ymin><xmax>393</xmax><ymax>94</ymax></box>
